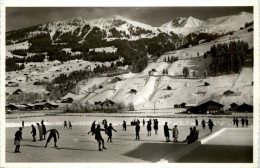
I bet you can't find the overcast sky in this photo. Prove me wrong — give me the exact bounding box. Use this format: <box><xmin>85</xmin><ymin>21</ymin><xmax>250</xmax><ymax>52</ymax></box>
<box><xmin>6</xmin><ymin>7</ymin><xmax>253</xmax><ymax>32</ymax></box>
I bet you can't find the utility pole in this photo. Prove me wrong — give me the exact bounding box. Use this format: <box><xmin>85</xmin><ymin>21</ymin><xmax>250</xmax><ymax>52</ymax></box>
<box><xmin>154</xmin><ymin>102</ymin><xmax>156</xmax><ymax>113</ymax></box>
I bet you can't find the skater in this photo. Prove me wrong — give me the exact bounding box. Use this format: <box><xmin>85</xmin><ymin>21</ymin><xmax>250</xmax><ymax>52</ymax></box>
<box><xmin>36</xmin><ymin>123</ymin><xmax>43</xmax><ymax>141</ymax></box>
<box><xmin>143</xmin><ymin>119</ymin><xmax>145</xmax><ymax>127</ymax></box>
<box><xmin>88</xmin><ymin>121</ymin><xmax>96</xmax><ymax>135</ymax></box>
<box><xmin>64</xmin><ymin>120</ymin><xmax>67</xmax><ymax>128</ymax></box>
<box><xmin>241</xmin><ymin>118</ymin><xmax>245</xmax><ymax>127</ymax></box>
<box><xmin>44</xmin><ymin>129</ymin><xmax>59</xmax><ymax>148</ymax></box>
<box><xmin>172</xmin><ymin>125</ymin><xmax>179</xmax><ymax>142</ymax></box>
<box><xmin>137</xmin><ymin>119</ymin><xmax>140</xmax><ymax>124</ymax></box>
<box><xmin>68</xmin><ymin>121</ymin><xmax>72</xmax><ymax>129</ymax></box>
<box><xmin>147</xmin><ymin>121</ymin><xmax>152</xmax><ymax>136</ymax></box>
<box><xmin>93</xmin><ymin>124</ymin><xmax>107</xmax><ymax>151</ymax></box>
<box><xmin>183</xmin><ymin>127</ymin><xmax>193</xmax><ymax>143</ymax></box>
<box><xmin>201</xmin><ymin>119</ymin><xmax>206</xmax><ymax>129</ymax></box>
<box><xmin>208</xmin><ymin>119</ymin><xmax>214</xmax><ymax>132</ymax></box>
<box><xmin>245</xmin><ymin>118</ymin><xmax>249</xmax><ymax>127</ymax></box>
<box><xmin>235</xmin><ymin>118</ymin><xmax>239</xmax><ymax>127</ymax></box>
<box><xmin>41</xmin><ymin>120</ymin><xmax>46</xmax><ymax>140</ymax></box>
<box><xmin>195</xmin><ymin>119</ymin><xmax>198</xmax><ymax>126</ymax></box>
<box><xmin>233</xmin><ymin>117</ymin><xmax>236</xmax><ymax>125</ymax></box>
<box><xmin>14</xmin><ymin>127</ymin><xmax>22</xmax><ymax>153</ymax></box>
<box><xmin>154</xmin><ymin>119</ymin><xmax>158</xmax><ymax>135</ymax></box>
<box><xmin>104</xmin><ymin>120</ymin><xmax>108</xmax><ymax>133</ymax></box>
<box><xmin>135</xmin><ymin>122</ymin><xmax>140</xmax><ymax>140</ymax></box>
<box><xmin>107</xmin><ymin>123</ymin><xmax>117</xmax><ymax>143</ymax></box>
<box><xmin>22</xmin><ymin>120</ymin><xmax>24</xmax><ymax>128</ymax></box>
<box><xmin>31</xmin><ymin>124</ymin><xmax>36</xmax><ymax>142</ymax></box>
<box><xmin>164</xmin><ymin>122</ymin><xmax>171</xmax><ymax>142</ymax></box>
<box><xmin>123</xmin><ymin>121</ymin><xmax>127</xmax><ymax>131</ymax></box>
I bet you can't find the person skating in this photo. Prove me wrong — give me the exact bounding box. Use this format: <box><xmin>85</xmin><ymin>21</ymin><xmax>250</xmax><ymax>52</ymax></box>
<box><xmin>201</xmin><ymin>119</ymin><xmax>206</xmax><ymax>129</ymax></box>
<box><xmin>154</xmin><ymin>119</ymin><xmax>158</xmax><ymax>135</ymax></box>
<box><xmin>123</xmin><ymin>121</ymin><xmax>127</xmax><ymax>131</ymax></box>
<box><xmin>88</xmin><ymin>121</ymin><xmax>96</xmax><ymax>135</ymax></box>
<box><xmin>93</xmin><ymin>124</ymin><xmax>107</xmax><ymax>151</ymax></box>
<box><xmin>147</xmin><ymin>121</ymin><xmax>152</xmax><ymax>136</ymax></box>
<box><xmin>245</xmin><ymin>118</ymin><xmax>249</xmax><ymax>127</ymax></box>
<box><xmin>14</xmin><ymin>127</ymin><xmax>22</xmax><ymax>153</ymax></box>
<box><xmin>143</xmin><ymin>119</ymin><xmax>145</xmax><ymax>127</ymax></box>
<box><xmin>208</xmin><ymin>119</ymin><xmax>214</xmax><ymax>132</ymax></box>
<box><xmin>31</xmin><ymin>124</ymin><xmax>36</xmax><ymax>142</ymax></box>
<box><xmin>104</xmin><ymin>121</ymin><xmax>108</xmax><ymax>133</ymax></box>
<box><xmin>233</xmin><ymin>117</ymin><xmax>236</xmax><ymax>125</ymax></box>
<box><xmin>22</xmin><ymin>120</ymin><xmax>24</xmax><ymax>128</ymax></box>
<box><xmin>235</xmin><ymin>118</ymin><xmax>239</xmax><ymax>127</ymax></box>
<box><xmin>241</xmin><ymin>118</ymin><xmax>245</xmax><ymax>127</ymax></box>
<box><xmin>68</xmin><ymin>121</ymin><xmax>72</xmax><ymax>129</ymax></box>
<box><xmin>64</xmin><ymin>120</ymin><xmax>67</xmax><ymax>128</ymax></box>
<box><xmin>183</xmin><ymin>127</ymin><xmax>193</xmax><ymax>143</ymax></box>
<box><xmin>195</xmin><ymin>119</ymin><xmax>198</xmax><ymax>126</ymax></box>
<box><xmin>164</xmin><ymin>122</ymin><xmax>171</xmax><ymax>142</ymax></box>
<box><xmin>44</xmin><ymin>129</ymin><xmax>59</xmax><ymax>148</ymax></box>
<box><xmin>36</xmin><ymin>123</ymin><xmax>43</xmax><ymax>141</ymax></box>
<box><xmin>41</xmin><ymin>120</ymin><xmax>46</xmax><ymax>140</ymax></box>
<box><xmin>172</xmin><ymin>125</ymin><xmax>179</xmax><ymax>142</ymax></box>
<box><xmin>107</xmin><ymin>123</ymin><xmax>117</xmax><ymax>143</ymax></box>
<box><xmin>135</xmin><ymin>122</ymin><xmax>140</xmax><ymax>140</ymax></box>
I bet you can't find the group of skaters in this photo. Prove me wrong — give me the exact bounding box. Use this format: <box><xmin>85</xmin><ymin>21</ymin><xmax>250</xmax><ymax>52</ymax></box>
<box><xmin>87</xmin><ymin>120</ymin><xmax>117</xmax><ymax>151</ymax></box>
<box><xmin>233</xmin><ymin>117</ymin><xmax>249</xmax><ymax>127</ymax></box>
<box><xmin>14</xmin><ymin>120</ymin><xmax>60</xmax><ymax>153</ymax></box>
<box><xmin>14</xmin><ymin>117</ymin><xmax>250</xmax><ymax>153</ymax></box>
<box><xmin>63</xmin><ymin>120</ymin><xmax>73</xmax><ymax>129</ymax></box>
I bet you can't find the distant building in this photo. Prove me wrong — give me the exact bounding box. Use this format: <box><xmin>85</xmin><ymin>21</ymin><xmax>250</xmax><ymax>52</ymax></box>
<box><xmin>237</xmin><ymin>103</ymin><xmax>253</xmax><ymax>113</ymax></box>
<box><xmin>223</xmin><ymin>90</ymin><xmax>234</xmax><ymax>96</ymax></box>
<box><xmin>130</xmin><ymin>89</ymin><xmax>137</xmax><ymax>94</ymax></box>
<box><xmin>34</xmin><ymin>102</ymin><xmax>58</xmax><ymax>110</ymax></box>
<box><xmin>13</xmin><ymin>89</ymin><xmax>22</xmax><ymax>95</ymax></box>
<box><xmin>101</xmin><ymin>99</ymin><xmax>115</xmax><ymax>108</ymax></box>
<box><xmin>111</xmin><ymin>77</ymin><xmax>123</xmax><ymax>83</ymax></box>
<box><xmin>180</xmin><ymin>103</ymin><xmax>186</xmax><ymax>108</ymax></box>
<box><xmin>22</xmin><ymin>103</ymin><xmax>35</xmax><ymax>110</ymax></box>
<box><xmin>204</xmin><ymin>82</ymin><xmax>210</xmax><ymax>86</ymax></box>
<box><xmin>188</xmin><ymin>100</ymin><xmax>224</xmax><ymax>114</ymax></box>
<box><xmin>230</xmin><ymin>103</ymin><xmax>238</xmax><ymax>111</ymax></box>
<box><xmin>6</xmin><ymin>104</ymin><xmax>27</xmax><ymax>111</ymax></box>
<box><xmin>61</xmin><ymin>97</ymin><xmax>73</xmax><ymax>103</ymax></box>
<box><xmin>167</xmin><ymin>86</ymin><xmax>172</xmax><ymax>90</ymax></box>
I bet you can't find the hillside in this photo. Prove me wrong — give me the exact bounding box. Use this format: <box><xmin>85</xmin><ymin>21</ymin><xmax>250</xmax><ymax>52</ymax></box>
<box><xmin>5</xmin><ymin>12</ymin><xmax>254</xmax><ymax>112</ymax></box>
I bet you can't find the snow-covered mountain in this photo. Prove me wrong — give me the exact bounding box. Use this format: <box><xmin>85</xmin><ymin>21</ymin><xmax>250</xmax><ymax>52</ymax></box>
<box><xmin>160</xmin><ymin>11</ymin><xmax>253</xmax><ymax>35</ymax></box>
<box><xmin>6</xmin><ymin>11</ymin><xmax>253</xmax><ymax>44</ymax></box>
<box><xmin>161</xmin><ymin>16</ymin><xmax>204</xmax><ymax>29</ymax></box>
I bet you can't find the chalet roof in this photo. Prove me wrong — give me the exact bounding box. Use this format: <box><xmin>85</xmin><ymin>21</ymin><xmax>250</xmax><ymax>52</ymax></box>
<box><xmin>224</xmin><ymin>90</ymin><xmax>234</xmax><ymax>94</ymax></box>
<box><xmin>196</xmin><ymin>100</ymin><xmax>224</xmax><ymax>108</ymax></box>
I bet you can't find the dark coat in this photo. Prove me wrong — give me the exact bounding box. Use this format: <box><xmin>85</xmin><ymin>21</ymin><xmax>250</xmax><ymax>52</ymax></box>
<box><xmin>31</xmin><ymin>127</ymin><xmax>37</xmax><ymax>136</ymax></box>
<box><xmin>164</xmin><ymin>125</ymin><xmax>169</xmax><ymax>137</ymax></box>
<box><xmin>15</xmin><ymin>131</ymin><xmax>22</xmax><ymax>141</ymax></box>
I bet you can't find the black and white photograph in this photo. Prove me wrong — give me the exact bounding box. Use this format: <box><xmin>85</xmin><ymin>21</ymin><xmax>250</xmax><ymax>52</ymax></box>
<box><xmin>0</xmin><ymin>1</ymin><xmax>259</xmax><ymax>167</ymax></box>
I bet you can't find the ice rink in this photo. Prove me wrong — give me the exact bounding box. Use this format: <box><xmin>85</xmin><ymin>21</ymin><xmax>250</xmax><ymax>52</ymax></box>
<box><xmin>5</xmin><ymin>116</ymin><xmax>253</xmax><ymax>163</ymax></box>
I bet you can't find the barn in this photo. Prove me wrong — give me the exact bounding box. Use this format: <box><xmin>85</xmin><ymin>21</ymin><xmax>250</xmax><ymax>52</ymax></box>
<box><xmin>229</xmin><ymin>103</ymin><xmax>238</xmax><ymax>111</ymax></box>
<box><xmin>237</xmin><ymin>103</ymin><xmax>253</xmax><ymax>113</ymax></box>
<box><xmin>188</xmin><ymin>100</ymin><xmax>224</xmax><ymax>114</ymax></box>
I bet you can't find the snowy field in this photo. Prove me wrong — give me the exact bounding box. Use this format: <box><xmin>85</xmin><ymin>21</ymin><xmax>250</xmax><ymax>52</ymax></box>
<box><xmin>5</xmin><ymin>116</ymin><xmax>253</xmax><ymax>163</ymax></box>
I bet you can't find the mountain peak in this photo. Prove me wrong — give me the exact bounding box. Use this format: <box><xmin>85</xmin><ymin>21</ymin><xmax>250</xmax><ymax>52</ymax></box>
<box><xmin>161</xmin><ymin>16</ymin><xmax>204</xmax><ymax>29</ymax></box>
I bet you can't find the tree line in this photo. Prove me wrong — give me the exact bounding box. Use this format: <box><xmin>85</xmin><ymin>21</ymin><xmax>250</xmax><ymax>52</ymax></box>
<box><xmin>209</xmin><ymin>40</ymin><xmax>252</xmax><ymax>74</ymax></box>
